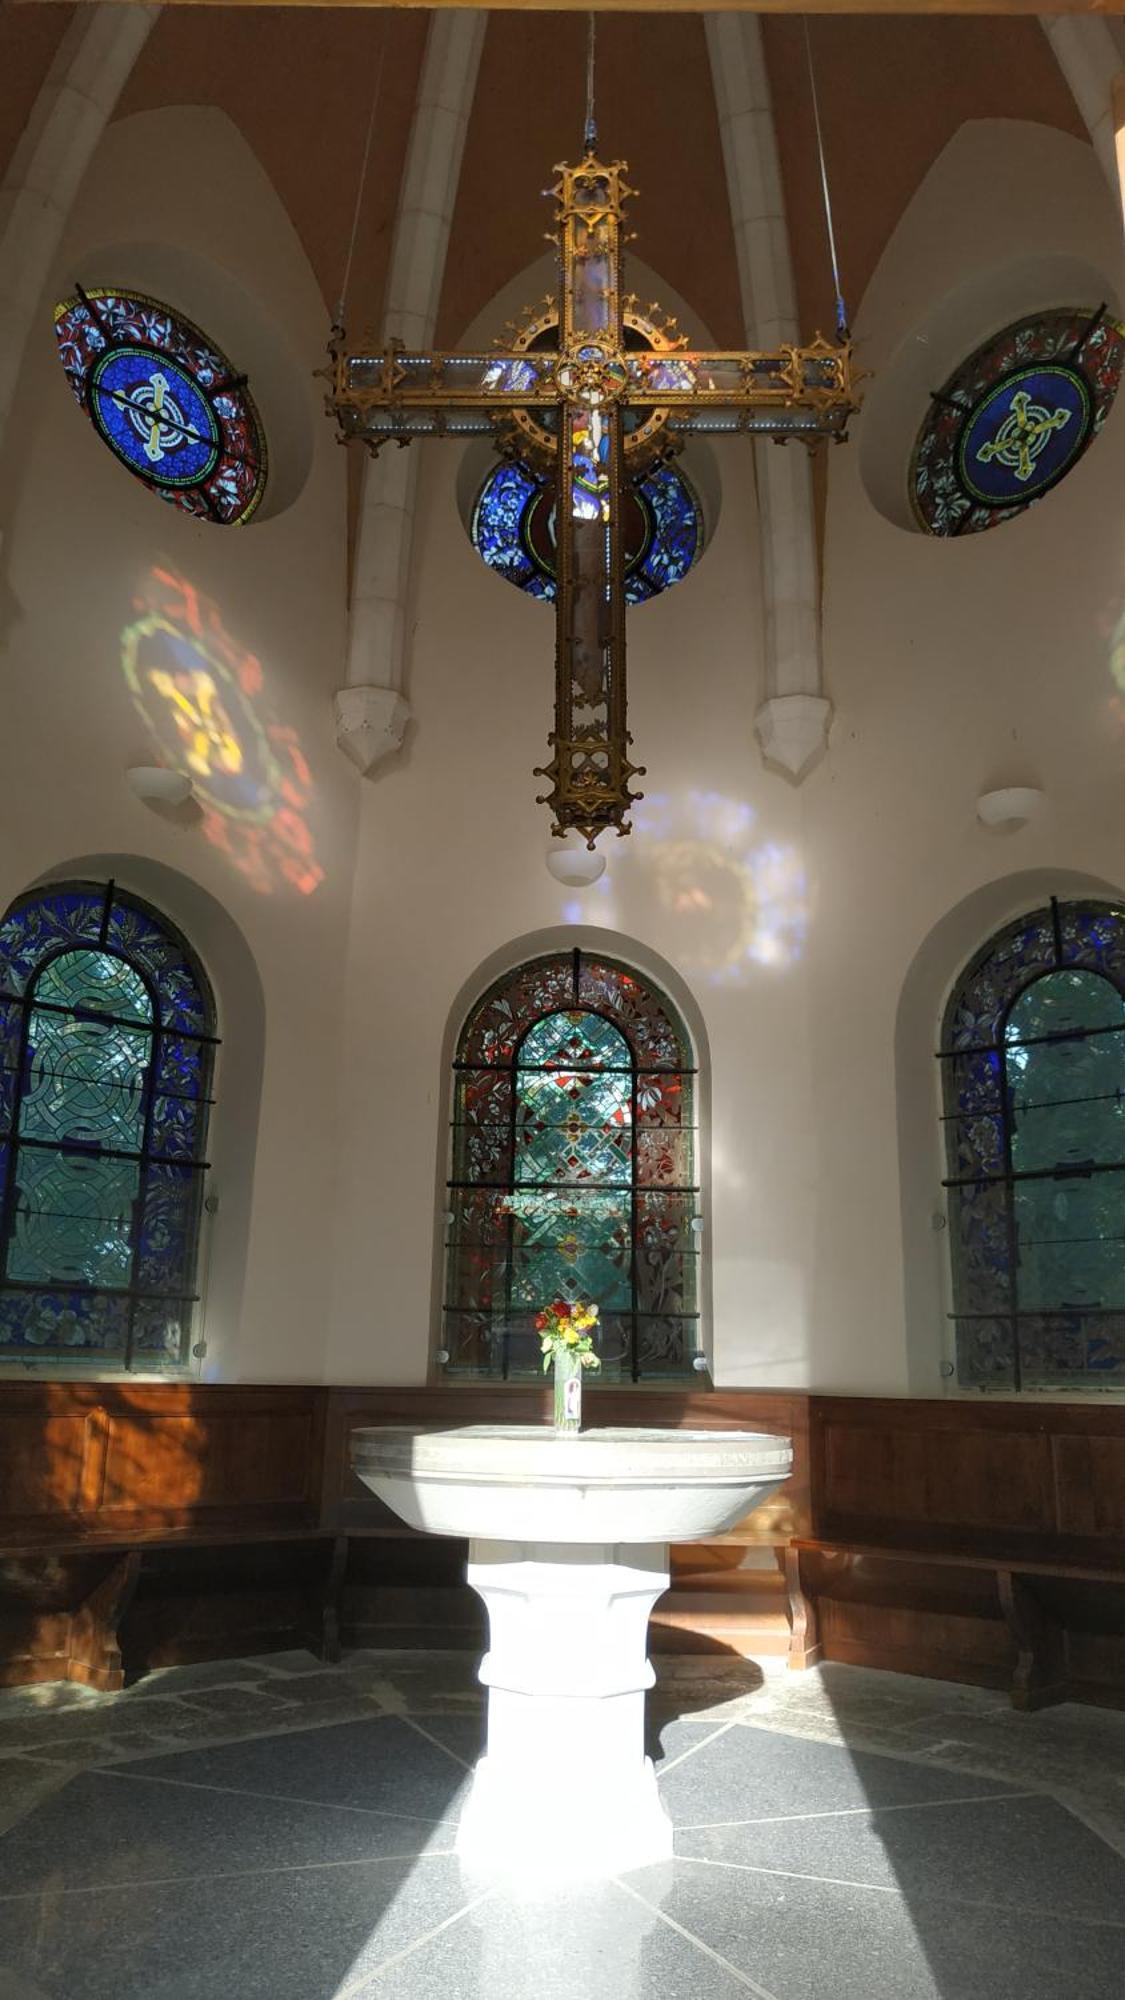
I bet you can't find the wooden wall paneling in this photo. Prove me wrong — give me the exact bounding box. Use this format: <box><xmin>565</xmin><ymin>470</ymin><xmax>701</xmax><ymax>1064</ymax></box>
<box><xmin>998</xmin><ymin>1571</ymin><xmax>1066</xmax><ymax>1711</ymax></box>
<box><xmin>6</xmin><ymin>1381</ymin><xmax>1125</xmax><ymax>1703</ymax></box>
<box><xmin>811</xmin><ymin>1398</ymin><xmax>1125</xmax><ymax>1561</ymax></box>
<box><xmin>815</xmin><ymin>1400</ymin><xmax>1057</xmax><ymax>1544</ymax></box>
<box><xmin>318</xmin><ymin>1534</ymin><xmax>348</xmax><ymax>1664</ymax></box>
<box><xmin>0</xmin><ymin>1384</ymin><xmax>327</xmax><ymax>1548</ymax></box>
<box><xmin>0</xmin><ymin>1550</ymin><xmax>140</xmax><ymax>1690</ymax></box>
<box><xmin>1053</xmin><ymin>1434</ymin><xmax>1125</xmax><ymax>1541</ymax></box>
<box><xmin>0</xmin><ymin>1554</ymin><xmax>98</xmax><ymax>1687</ymax></box>
<box><xmin>96</xmin><ymin>1386</ymin><xmax>327</xmax><ymax>1536</ymax></box>
<box><xmin>0</xmin><ymin>1407</ymin><xmax>99</xmax><ymax>1524</ymax></box>
<box><xmin>67</xmin><ymin>1549</ymin><xmax>140</xmax><ymax>1691</ymax></box>
<box><xmin>339</xmin><ymin>1534</ymin><xmax>484</xmax><ymax>1652</ymax></box>
<box><xmin>784</xmin><ymin>1544</ymin><xmax>821</xmax><ymax>1669</ymax></box>
<box><xmin>119</xmin><ymin>1538</ymin><xmax>338</xmax><ymax>1674</ymax></box>
<box><xmin>796</xmin><ymin>1544</ymin><xmax>1015</xmax><ymax>1691</ymax></box>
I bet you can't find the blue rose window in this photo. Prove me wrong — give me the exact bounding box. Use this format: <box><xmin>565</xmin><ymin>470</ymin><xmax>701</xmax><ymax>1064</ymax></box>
<box><xmin>472</xmin><ymin>456</ymin><xmax>702</xmax><ymax>604</ymax></box>
<box><xmin>912</xmin><ymin>307</ymin><xmax>1125</xmax><ymax>536</ymax></box>
<box><xmin>54</xmin><ymin>288</ymin><xmax>267</xmax><ymax>524</ymax></box>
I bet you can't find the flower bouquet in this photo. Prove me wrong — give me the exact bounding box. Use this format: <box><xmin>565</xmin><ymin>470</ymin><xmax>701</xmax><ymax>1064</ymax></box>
<box><xmin>536</xmin><ymin>1299</ymin><xmax>601</xmax><ymax>1433</ymax></box>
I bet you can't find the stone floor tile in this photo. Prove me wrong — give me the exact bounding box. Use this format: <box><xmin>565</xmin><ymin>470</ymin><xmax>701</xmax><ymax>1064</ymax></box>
<box><xmin>118</xmin><ymin>1714</ymin><xmax>471</xmax><ymax>1821</ymax></box>
<box><xmin>403</xmin><ymin>1714</ymin><xmax>485</xmax><ymax>1766</ymax></box>
<box><xmin>120</xmin><ymin>1659</ymin><xmax>278</xmax><ymax>1697</ymax></box>
<box><xmin>347</xmin><ymin>1875</ymin><xmax>749</xmax><ymax>1999</ymax></box>
<box><xmin>4</xmin><ymin>1662</ymin><xmax>1125</xmax><ymax>2000</ymax></box>
<box><xmin>645</xmin><ymin>1715</ymin><xmax>735</xmax><ymax>1767</ymax></box>
<box><xmin>676</xmin><ymin>1792</ymin><xmax>1125</xmax><ymax>1923</ymax></box>
<box><xmin>29</xmin><ymin>1729</ymin><xmax>191</xmax><ymax>1768</ymax></box>
<box><xmin>262</xmin><ymin>1672</ymin><xmax>379</xmax><ymax>1711</ymax></box>
<box><xmin>658</xmin><ymin>1721</ymin><xmax>1019</xmax><ymax>1828</ymax></box>
<box><xmin>648</xmin><ymin>1854</ymin><xmax>1125</xmax><ymax>2000</ymax></box>
<box><xmin>243</xmin><ymin>1650</ymin><xmax>335</xmax><ymax>1677</ymax></box>
<box><xmin>0</xmin><ymin>1699</ymin><xmax>192</xmax><ymax>1751</ymax></box>
<box><xmin>0</xmin><ymin>1758</ymin><xmax>75</xmax><ymax>1838</ymax></box>
<box><xmin>0</xmin><ymin>1681</ymin><xmax>106</xmax><ymax>1719</ymax></box>
<box><xmin>0</xmin><ymin>1850</ymin><xmax>470</xmax><ymax>2000</ymax></box>
<box><xmin>0</xmin><ymin>1766</ymin><xmax>453</xmax><ymax>1901</ymax></box>
<box><xmin>161</xmin><ymin>1684</ymin><xmax>296</xmax><ymax>1723</ymax></box>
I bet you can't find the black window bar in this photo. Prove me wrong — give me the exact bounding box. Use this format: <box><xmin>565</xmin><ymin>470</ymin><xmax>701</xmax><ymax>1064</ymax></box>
<box><xmin>937</xmin><ymin>895</ymin><xmax>1125</xmax><ymax>1392</ymax></box>
<box><xmin>0</xmin><ymin>880</ymin><xmax>218</xmax><ymax>1372</ymax></box>
<box><xmin>444</xmin><ymin>945</ymin><xmax>700</xmax><ymax>1383</ymax></box>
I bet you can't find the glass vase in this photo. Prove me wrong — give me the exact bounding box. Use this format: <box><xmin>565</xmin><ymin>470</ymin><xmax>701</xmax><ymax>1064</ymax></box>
<box><xmin>552</xmin><ymin>1347</ymin><xmax>583</xmax><ymax>1434</ymax></box>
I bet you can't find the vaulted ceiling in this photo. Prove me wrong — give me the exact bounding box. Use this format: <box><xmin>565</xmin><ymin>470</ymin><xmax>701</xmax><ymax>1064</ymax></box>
<box><xmin>0</xmin><ymin>7</ymin><xmax>1091</xmax><ymax>360</ymax></box>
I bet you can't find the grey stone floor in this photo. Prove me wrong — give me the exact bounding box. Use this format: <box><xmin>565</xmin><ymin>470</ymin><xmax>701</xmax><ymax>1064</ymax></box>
<box><xmin>1</xmin><ymin>1650</ymin><xmax>1125</xmax><ymax>1997</ymax></box>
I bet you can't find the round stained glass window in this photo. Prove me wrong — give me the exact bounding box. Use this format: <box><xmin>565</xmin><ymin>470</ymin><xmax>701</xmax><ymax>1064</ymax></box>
<box><xmin>471</xmin><ymin>456</ymin><xmax>702</xmax><ymax>605</ymax></box>
<box><xmin>911</xmin><ymin>308</ymin><xmax>1125</xmax><ymax>536</ymax></box>
<box><xmin>53</xmin><ymin>289</ymin><xmax>267</xmax><ymax>524</ymax></box>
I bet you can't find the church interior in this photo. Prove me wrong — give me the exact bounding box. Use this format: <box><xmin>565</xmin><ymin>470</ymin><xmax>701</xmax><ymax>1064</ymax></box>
<box><xmin>4</xmin><ymin>1</ymin><xmax>1125</xmax><ymax>1994</ymax></box>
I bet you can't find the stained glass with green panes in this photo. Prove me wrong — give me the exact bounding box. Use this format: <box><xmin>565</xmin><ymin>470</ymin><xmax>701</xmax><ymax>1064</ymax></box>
<box><xmin>8</xmin><ymin>951</ymin><xmax>152</xmax><ymax>1288</ymax></box>
<box><xmin>445</xmin><ymin>952</ymin><xmax>699</xmax><ymax>1380</ymax></box>
<box><xmin>1005</xmin><ymin>971</ymin><xmax>1125</xmax><ymax>1316</ymax></box>
<box><xmin>513</xmin><ymin>1012</ymin><xmax>632</xmax><ymax>1310</ymax></box>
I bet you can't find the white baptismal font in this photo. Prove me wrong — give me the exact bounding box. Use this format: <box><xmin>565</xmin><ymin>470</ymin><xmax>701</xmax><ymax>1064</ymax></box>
<box><xmin>350</xmin><ymin>1424</ymin><xmax>792</xmax><ymax>1877</ymax></box>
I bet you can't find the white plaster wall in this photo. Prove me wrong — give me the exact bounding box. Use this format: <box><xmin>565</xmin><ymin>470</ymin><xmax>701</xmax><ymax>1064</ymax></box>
<box><xmin>327</xmin><ymin>258</ymin><xmax>816</xmax><ymax>1385</ymax></box>
<box><xmin>0</xmin><ymin>107</ymin><xmax>357</xmax><ymax>1382</ymax></box>
<box><xmin>330</xmin><ymin>119</ymin><xmax>1125</xmax><ymax>1397</ymax></box>
<box><xmin>814</xmin><ymin>120</ymin><xmax>1125</xmax><ymax>1395</ymax></box>
<box><xmin>6</xmin><ymin>106</ymin><xmax>1125</xmax><ymax>1398</ymax></box>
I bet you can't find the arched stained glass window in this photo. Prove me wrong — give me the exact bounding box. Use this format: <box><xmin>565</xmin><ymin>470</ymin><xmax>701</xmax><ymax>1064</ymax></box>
<box><xmin>912</xmin><ymin>309</ymin><xmax>1125</xmax><ymax>537</ymax></box>
<box><xmin>0</xmin><ymin>882</ymin><xmax>217</xmax><ymax>1370</ymax></box>
<box><xmin>445</xmin><ymin>949</ymin><xmax>700</xmax><ymax>1380</ymax></box>
<box><xmin>939</xmin><ymin>898</ymin><xmax>1125</xmax><ymax>1390</ymax></box>
<box><xmin>53</xmin><ymin>289</ymin><xmax>267</xmax><ymax>524</ymax></box>
<box><xmin>471</xmin><ymin>457</ymin><xmax>702</xmax><ymax>605</ymax></box>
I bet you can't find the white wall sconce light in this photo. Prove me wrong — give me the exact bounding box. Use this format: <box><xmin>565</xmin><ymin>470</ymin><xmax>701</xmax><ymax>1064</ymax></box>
<box><xmin>976</xmin><ymin>786</ymin><xmax>1045</xmax><ymax>830</ymax></box>
<box><xmin>126</xmin><ymin>765</ymin><xmax>193</xmax><ymax>807</ymax></box>
<box><xmin>545</xmin><ymin>833</ymin><xmax>607</xmax><ymax>888</ymax></box>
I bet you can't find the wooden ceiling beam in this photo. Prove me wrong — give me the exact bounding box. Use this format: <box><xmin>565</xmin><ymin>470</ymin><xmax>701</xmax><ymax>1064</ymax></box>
<box><xmin>17</xmin><ymin>0</ymin><xmax>1125</xmax><ymax>16</ymax></box>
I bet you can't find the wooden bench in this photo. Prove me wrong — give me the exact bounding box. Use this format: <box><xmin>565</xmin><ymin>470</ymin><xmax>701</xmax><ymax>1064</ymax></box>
<box><xmin>785</xmin><ymin>1534</ymin><xmax>1125</xmax><ymax>1710</ymax></box>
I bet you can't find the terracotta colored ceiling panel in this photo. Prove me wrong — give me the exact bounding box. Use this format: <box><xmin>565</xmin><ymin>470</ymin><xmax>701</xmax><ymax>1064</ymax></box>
<box><xmin>438</xmin><ymin>9</ymin><xmax>743</xmax><ymax>350</ymax></box>
<box><xmin>761</xmin><ymin>16</ymin><xmax>1088</xmax><ymax>340</ymax></box>
<box><xmin>0</xmin><ymin>3</ymin><xmax>75</xmax><ymax>186</ymax></box>
<box><xmin>114</xmin><ymin>4</ymin><xmax>428</xmax><ymax>343</ymax></box>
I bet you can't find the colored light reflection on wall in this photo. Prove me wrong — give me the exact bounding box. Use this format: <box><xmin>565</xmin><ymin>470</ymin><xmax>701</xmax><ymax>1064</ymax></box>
<box><xmin>1108</xmin><ymin>604</ymin><xmax>1125</xmax><ymax>725</ymax></box>
<box><xmin>630</xmin><ymin>790</ymin><xmax>807</xmax><ymax>980</ymax></box>
<box><xmin>121</xmin><ymin>565</ymin><xmax>323</xmax><ymax>897</ymax></box>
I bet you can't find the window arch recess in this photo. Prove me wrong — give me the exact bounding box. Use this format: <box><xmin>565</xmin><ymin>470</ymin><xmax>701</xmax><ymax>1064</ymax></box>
<box><xmin>445</xmin><ymin>947</ymin><xmax>700</xmax><ymax>1383</ymax></box>
<box><xmin>0</xmin><ymin>880</ymin><xmax>217</xmax><ymax>1372</ymax></box>
<box><xmin>939</xmin><ymin>897</ymin><xmax>1125</xmax><ymax>1393</ymax></box>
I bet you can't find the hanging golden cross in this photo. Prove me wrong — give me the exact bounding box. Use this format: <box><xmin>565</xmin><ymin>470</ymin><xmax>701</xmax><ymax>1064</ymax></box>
<box><xmin>328</xmin><ymin>153</ymin><xmax>858</xmax><ymax>846</ymax></box>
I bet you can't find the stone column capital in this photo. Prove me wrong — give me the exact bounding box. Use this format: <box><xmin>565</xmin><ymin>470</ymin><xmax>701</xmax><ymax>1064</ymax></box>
<box><xmin>333</xmin><ymin>684</ymin><xmax>412</xmax><ymax>775</ymax></box>
<box><xmin>755</xmin><ymin>693</ymin><xmax>832</xmax><ymax>781</ymax></box>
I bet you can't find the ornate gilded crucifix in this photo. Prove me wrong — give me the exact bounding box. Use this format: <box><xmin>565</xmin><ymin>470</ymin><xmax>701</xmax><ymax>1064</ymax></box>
<box><xmin>328</xmin><ymin>152</ymin><xmax>858</xmax><ymax>846</ymax></box>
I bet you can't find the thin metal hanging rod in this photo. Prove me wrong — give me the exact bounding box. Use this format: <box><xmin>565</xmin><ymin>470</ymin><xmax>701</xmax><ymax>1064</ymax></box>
<box><xmin>336</xmin><ymin>22</ymin><xmax>389</xmax><ymax>328</ymax></box>
<box><xmin>803</xmin><ymin>17</ymin><xmax>849</xmax><ymax>344</ymax></box>
<box><xmin>584</xmin><ymin>10</ymin><xmax>597</xmax><ymax>153</ymax></box>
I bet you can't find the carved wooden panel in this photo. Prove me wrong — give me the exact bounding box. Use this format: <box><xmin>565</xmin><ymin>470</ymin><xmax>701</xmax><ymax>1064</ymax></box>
<box><xmin>0</xmin><ymin>1385</ymin><xmax>325</xmax><ymax>1547</ymax></box>
<box><xmin>1053</xmin><ymin>1436</ymin><xmax>1125</xmax><ymax>1541</ymax></box>
<box><xmin>813</xmin><ymin>1398</ymin><xmax>1125</xmax><ymax>1558</ymax></box>
<box><xmin>0</xmin><ymin>1411</ymin><xmax>96</xmax><ymax>1518</ymax></box>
